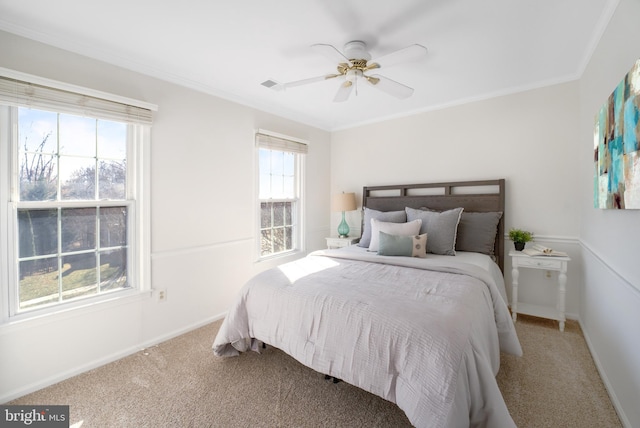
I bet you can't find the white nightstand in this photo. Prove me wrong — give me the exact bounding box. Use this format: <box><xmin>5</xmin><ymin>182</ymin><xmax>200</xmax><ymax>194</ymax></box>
<box><xmin>509</xmin><ymin>250</ymin><xmax>570</xmax><ymax>332</ymax></box>
<box><xmin>325</xmin><ymin>236</ymin><xmax>359</xmax><ymax>249</ymax></box>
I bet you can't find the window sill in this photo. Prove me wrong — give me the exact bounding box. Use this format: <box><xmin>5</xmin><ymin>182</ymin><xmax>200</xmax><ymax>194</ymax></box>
<box><xmin>0</xmin><ymin>289</ymin><xmax>151</xmax><ymax>335</ymax></box>
<box><xmin>255</xmin><ymin>249</ymin><xmax>306</xmax><ymax>267</ymax></box>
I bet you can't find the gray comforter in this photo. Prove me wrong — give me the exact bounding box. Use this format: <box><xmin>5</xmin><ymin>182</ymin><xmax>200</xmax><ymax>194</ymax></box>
<box><xmin>213</xmin><ymin>248</ymin><xmax>522</xmax><ymax>427</ymax></box>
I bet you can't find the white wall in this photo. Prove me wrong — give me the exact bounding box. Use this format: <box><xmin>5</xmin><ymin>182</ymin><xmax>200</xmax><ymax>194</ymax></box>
<box><xmin>331</xmin><ymin>81</ymin><xmax>582</xmax><ymax>317</ymax></box>
<box><xmin>0</xmin><ymin>31</ymin><xmax>332</xmax><ymax>402</ymax></box>
<box><xmin>578</xmin><ymin>0</ymin><xmax>640</xmax><ymax>426</ymax></box>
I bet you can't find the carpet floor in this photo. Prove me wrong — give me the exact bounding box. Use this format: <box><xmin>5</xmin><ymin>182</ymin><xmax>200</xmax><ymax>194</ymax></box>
<box><xmin>9</xmin><ymin>315</ymin><xmax>621</xmax><ymax>427</ymax></box>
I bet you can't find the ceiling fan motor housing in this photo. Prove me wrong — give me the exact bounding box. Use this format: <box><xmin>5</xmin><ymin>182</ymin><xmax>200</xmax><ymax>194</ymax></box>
<box><xmin>343</xmin><ymin>40</ymin><xmax>371</xmax><ymax>61</ymax></box>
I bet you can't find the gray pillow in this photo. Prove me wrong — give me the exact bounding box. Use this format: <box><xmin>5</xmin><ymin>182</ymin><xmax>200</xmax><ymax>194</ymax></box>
<box><xmin>377</xmin><ymin>231</ymin><xmax>427</xmax><ymax>258</ymax></box>
<box><xmin>405</xmin><ymin>206</ymin><xmax>463</xmax><ymax>256</ymax></box>
<box><xmin>358</xmin><ymin>207</ymin><xmax>406</xmax><ymax>248</ymax></box>
<box><xmin>455</xmin><ymin>211</ymin><xmax>503</xmax><ymax>255</ymax></box>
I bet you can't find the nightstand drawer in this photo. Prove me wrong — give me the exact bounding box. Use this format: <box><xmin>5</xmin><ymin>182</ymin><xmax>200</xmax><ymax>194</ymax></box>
<box><xmin>515</xmin><ymin>257</ymin><xmax>563</xmax><ymax>270</ymax></box>
<box><xmin>326</xmin><ymin>236</ymin><xmax>359</xmax><ymax>249</ymax></box>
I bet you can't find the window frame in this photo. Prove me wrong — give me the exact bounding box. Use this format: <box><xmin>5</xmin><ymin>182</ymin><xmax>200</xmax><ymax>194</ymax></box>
<box><xmin>0</xmin><ymin>70</ymin><xmax>154</xmax><ymax>323</ymax></box>
<box><xmin>255</xmin><ymin>130</ymin><xmax>307</xmax><ymax>261</ymax></box>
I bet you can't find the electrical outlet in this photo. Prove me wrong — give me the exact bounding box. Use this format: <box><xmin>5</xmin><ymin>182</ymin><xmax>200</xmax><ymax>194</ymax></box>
<box><xmin>545</xmin><ymin>270</ymin><xmax>552</xmax><ymax>279</ymax></box>
<box><xmin>157</xmin><ymin>289</ymin><xmax>167</xmax><ymax>302</ymax></box>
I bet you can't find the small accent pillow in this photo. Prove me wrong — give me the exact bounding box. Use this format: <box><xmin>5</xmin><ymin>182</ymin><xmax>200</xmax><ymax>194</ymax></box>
<box><xmin>358</xmin><ymin>207</ymin><xmax>406</xmax><ymax>248</ymax></box>
<box><xmin>377</xmin><ymin>231</ymin><xmax>427</xmax><ymax>258</ymax></box>
<box><xmin>368</xmin><ymin>218</ymin><xmax>422</xmax><ymax>252</ymax></box>
<box><xmin>405</xmin><ymin>206</ymin><xmax>463</xmax><ymax>256</ymax></box>
<box><xmin>456</xmin><ymin>211</ymin><xmax>503</xmax><ymax>255</ymax></box>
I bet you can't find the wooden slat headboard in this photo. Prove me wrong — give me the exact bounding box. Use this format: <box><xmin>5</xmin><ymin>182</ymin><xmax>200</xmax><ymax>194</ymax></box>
<box><xmin>362</xmin><ymin>179</ymin><xmax>506</xmax><ymax>272</ymax></box>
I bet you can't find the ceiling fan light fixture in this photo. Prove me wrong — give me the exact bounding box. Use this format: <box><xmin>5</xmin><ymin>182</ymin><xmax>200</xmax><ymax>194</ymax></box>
<box><xmin>345</xmin><ymin>69</ymin><xmax>362</xmax><ymax>83</ymax></box>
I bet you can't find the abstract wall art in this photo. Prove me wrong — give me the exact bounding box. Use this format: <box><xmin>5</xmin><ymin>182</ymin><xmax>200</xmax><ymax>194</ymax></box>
<box><xmin>594</xmin><ymin>58</ymin><xmax>640</xmax><ymax>209</ymax></box>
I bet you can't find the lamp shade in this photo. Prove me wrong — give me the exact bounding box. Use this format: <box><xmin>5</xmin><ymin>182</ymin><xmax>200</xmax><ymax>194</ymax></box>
<box><xmin>331</xmin><ymin>192</ymin><xmax>357</xmax><ymax>212</ymax></box>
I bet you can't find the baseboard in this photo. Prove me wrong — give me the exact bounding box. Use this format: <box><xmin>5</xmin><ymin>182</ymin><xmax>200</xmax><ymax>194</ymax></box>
<box><xmin>138</xmin><ymin>312</ymin><xmax>226</xmax><ymax>350</ymax></box>
<box><xmin>578</xmin><ymin>318</ymin><xmax>631</xmax><ymax>428</ymax></box>
<box><xmin>0</xmin><ymin>312</ymin><xmax>227</xmax><ymax>404</ymax></box>
<box><xmin>565</xmin><ymin>311</ymin><xmax>579</xmax><ymax>321</ymax></box>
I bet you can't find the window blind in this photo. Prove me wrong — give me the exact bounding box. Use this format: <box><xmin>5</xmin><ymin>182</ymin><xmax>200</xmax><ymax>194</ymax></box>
<box><xmin>0</xmin><ymin>75</ymin><xmax>154</xmax><ymax>125</ymax></box>
<box><xmin>256</xmin><ymin>132</ymin><xmax>308</xmax><ymax>154</ymax></box>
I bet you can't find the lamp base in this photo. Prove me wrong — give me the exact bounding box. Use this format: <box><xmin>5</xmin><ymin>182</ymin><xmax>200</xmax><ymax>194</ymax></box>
<box><xmin>337</xmin><ymin>212</ymin><xmax>350</xmax><ymax>238</ymax></box>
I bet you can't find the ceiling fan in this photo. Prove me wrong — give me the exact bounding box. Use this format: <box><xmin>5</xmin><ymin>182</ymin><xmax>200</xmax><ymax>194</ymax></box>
<box><xmin>262</xmin><ymin>40</ymin><xmax>428</xmax><ymax>102</ymax></box>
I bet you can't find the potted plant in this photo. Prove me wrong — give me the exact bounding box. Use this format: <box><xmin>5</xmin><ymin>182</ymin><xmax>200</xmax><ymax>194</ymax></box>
<box><xmin>508</xmin><ymin>228</ymin><xmax>533</xmax><ymax>251</ymax></box>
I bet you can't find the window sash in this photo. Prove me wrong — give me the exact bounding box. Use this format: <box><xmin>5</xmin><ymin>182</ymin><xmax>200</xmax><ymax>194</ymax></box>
<box><xmin>259</xmin><ymin>199</ymin><xmax>297</xmax><ymax>256</ymax></box>
<box><xmin>12</xmin><ymin>203</ymin><xmax>132</xmax><ymax>313</ymax></box>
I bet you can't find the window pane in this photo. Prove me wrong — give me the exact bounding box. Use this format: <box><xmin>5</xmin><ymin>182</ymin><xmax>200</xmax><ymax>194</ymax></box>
<box><xmin>98</xmin><ymin>120</ymin><xmax>127</xmax><ymax>159</ymax></box>
<box><xmin>98</xmin><ymin>160</ymin><xmax>126</xmax><ymax>200</ymax></box>
<box><xmin>59</xmin><ymin>114</ymin><xmax>96</xmax><ymax>157</ymax></box>
<box><xmin>18</xmin><ymin>209</ymin><xmax>58</xmax><ymax>257</ymax></box>
<box><xmin>273</xmin><ymin>228</ymin><xmax>285</xmax><ymax>253</ymax></box>
<box><xmin>283</xmin><ymin>152</ymin><xmax>294</xmax><ymax>176</ymax></box>
<box><xmin>19</xmin><ymin>154</ymin><xmax>58</xmax><ymax>201</ymax></box>
<box><xmin>285</xmin><ymin>202</ymin><xmax>292</xmax><ymax>224</ymax></box>
<box><xmin>259</xmin><ymin>149</ymin><xmax>271</xmax><ymax>171</ymax></box>
<box><xmin>271</xmin><ymin>174</ymin><xmax>284</xmax><ymax>198</ymax></box>
<box><xmin>285</xmin><ymin>226</ymin><xmax>293</xmax><ymax>249</ymax></box>
<box><xmin>283</xmin><ymin>176</ymin><xmax>294</xmax><ymax>198</ymax></box>
<box><xmin>61</xmin><ymin>253</ymin><xmax>97</xmax><ymax>300</ymax></box>
<box><xmin>273</xmin><ymin>202</ymin><xmax>285</xmax><ymax>227</ymax></box>
<box><xmin>100</xmin><ymin>207</ymin><xmax>127</xmax><ymax>248</ymax></box>
<box><xmin>18</xmin><ymin>108</ymin><xmax>58</xmax><ymax>153</ymax></box>
<box><xmin>260</xmin><ymin>202</ymin><xmax>271</xmax><ymax>228</ymax></box>
<box><xmin>270</xmin><ymin>151</ymin><xmax>284</xmax><ymax>176</ymax></box>
<box><xmin>61</xmin><ymin>208</ymin><xmax>96</xmax><ymax>252</ymax></box>
<box><xmin>259</xmin><ymin>173</ymin><xmax>271</xmax><ymax>199</ymax></box>
<box><xmin>19</xmin><ymin>258</ymin><xmax>59</xmax><ymax>310</ymax></box>
<box><xmin>100</xmin><ymin>249</ymin><xmax>128</xmax><ymax>291</ymax></box>
<box><xmin>60</xmin><ymin>156</ymin><xmax>96</xmax><ymax>200</ymax></box>
<box><xmin>261</xmin><ymin>230</ymin><xmax>272</xmax><ymax>256</ymax></box>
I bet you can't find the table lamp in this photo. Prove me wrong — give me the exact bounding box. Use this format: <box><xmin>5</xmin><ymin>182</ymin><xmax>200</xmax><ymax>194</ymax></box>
<box><xmin>331</xmin><ymin>192</ymin><xmax>357</xmax><ymax>238</ymax></box>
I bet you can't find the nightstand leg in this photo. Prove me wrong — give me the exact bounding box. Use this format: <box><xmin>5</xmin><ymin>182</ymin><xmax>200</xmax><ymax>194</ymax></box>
<box><xmin>511</xmin><ymin>266</ymin><xmax>519</xmax><ymax>323</ymax></box>
<box><xmin>558</xmin><ymin>269</ymin><xmax>567</xmax><ymax>332</ymax></box>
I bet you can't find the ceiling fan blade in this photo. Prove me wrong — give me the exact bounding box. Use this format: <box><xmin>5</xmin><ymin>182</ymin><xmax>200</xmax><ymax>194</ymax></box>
<box><xmin>333</xmin><ymin>81</ymin><xmax>353</xmax><ymax>102</ymax></box>
<box><xmin>368</xmin><ymin>44</ymin><xmax>427</xmax><ymax>69</ymax></box>
<box><xmin>263</xmin><ymin>74</ymin><xmax>340</xmax><ymax>91</ymax></box>
<box><xmin>366</xmin><ymin>74</ymin><xmax>414</xmax><ymax>99</ymax></box>
<box><xmin>311</xmin><ymin>44</ymin><xmax>353</xmax><ymax>66</ymax></box>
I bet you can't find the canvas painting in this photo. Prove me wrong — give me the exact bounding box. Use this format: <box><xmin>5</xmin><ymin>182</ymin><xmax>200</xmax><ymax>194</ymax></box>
<box><xmin>594</xmin><ymin>58</ymin><xmax>640</xmax><ymax>209</ymax></box>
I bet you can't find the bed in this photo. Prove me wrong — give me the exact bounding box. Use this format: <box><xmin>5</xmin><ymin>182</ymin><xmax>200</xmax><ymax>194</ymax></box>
<box><xmin>213</xmin><ymin>179</ymin><xmax>522</xmax><ymax>427</ymax></box>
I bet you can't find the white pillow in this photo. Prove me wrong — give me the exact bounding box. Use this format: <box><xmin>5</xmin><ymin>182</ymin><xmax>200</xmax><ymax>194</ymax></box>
<box><xmin>368</xmin><ymin>218</ymin><xmax>422</xmax><ymax>252</ymax></box>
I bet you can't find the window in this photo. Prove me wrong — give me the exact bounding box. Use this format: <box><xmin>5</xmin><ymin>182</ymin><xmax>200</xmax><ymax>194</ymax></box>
<box><xmin>0</xmin><ymin>73</ymin><xmax>154</xmax><ymax>319</ymax></box>
<box><xmin>256</xmin><ymin>131</ymin><xmax>307</xmax><ymax>258</ymax></box>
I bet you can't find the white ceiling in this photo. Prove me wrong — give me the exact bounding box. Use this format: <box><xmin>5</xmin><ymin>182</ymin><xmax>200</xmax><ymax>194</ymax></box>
<box><xmin>0</xmin><ymin>0</ymin><xmax>619</xmax><ymax>131</ymax></box>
